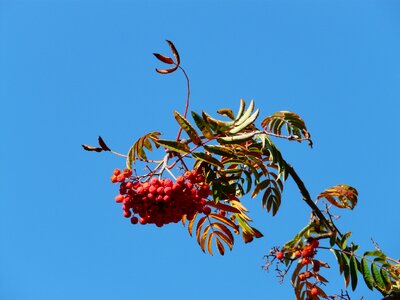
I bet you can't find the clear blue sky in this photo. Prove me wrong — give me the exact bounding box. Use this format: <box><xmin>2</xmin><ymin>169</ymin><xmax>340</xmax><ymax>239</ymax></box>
<box><xmin>1</xmin><ymin>1</ymin><xmax>399</xmax><ymax>299</ymax></box>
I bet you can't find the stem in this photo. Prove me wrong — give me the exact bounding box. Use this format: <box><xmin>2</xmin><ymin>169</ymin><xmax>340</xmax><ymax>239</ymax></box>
<box><xmin>176</xmin><ymin>65</ymin><xmax>191</xmax><ymax>141</ymax></box>
<box><xmin>286</xmin><ymin>164</ymin><xmax>341</xmax><ymax>236</ymax></box>
<box><xmin>111</xmin><ymin>150</ymin><xmax>127</xmax><ymax>158</ymax></box>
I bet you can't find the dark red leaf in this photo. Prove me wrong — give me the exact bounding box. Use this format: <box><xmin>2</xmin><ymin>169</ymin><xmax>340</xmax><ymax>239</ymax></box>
<box><xmin>153</xmin><ymin>53</ymin><xmax>174</xmax><ymax>64</ymax></box>
<box><xmin>166</xmin><ymin>40</ymin><xmax>180</xmax><ymax>66</ymax></box>
<box><xmin>82</xmin><ymin>144</ymin><xmax>103</xmax><ymax>152</ymax></box>
<box><xmin>98</xmin><ymin>136</ymin><xmax>111</xmax><ymax>151</ymax></box>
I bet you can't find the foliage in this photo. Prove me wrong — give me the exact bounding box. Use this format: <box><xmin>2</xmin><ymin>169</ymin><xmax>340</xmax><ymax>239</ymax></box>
<box><xmin>83</xmin><ymin>41</ymin><xmax>400</xmax><ymax>299</ymax></box>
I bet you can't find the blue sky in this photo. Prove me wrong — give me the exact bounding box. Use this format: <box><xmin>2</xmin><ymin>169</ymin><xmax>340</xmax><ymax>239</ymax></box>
<box><xmin>1</xmin><ymin>1</ymin><xmax>399</xmax><ymax>299</ymax></box>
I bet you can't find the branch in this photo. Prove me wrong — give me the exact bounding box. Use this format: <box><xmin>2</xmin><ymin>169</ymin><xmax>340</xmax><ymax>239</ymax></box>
<box><xmin>286</xmin><ymin>164</ymin><xmax>340</xmax><ymax>236</ymax></box>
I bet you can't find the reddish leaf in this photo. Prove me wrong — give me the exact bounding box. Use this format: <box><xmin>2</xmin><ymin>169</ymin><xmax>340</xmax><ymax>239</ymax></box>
<box><xmin>188</xmin><ymin>213</ymin><xmax>198</xmax><ymax>236</ymax></box>
<box><xmin>209</xmin><ymin>213</ymin><xmax>238</xmax><ymax>231</ymax></box>
<box><xmin>207</xmin><ymin>232</ymin><xmax>214</xmax><ymax>256</ymax></box>
<box><xmin>82</xmin><ymin>144</ymin><xmax>103</xmax><ymax>152</ymax></box>
<box><xmin>317</xmin><ymin>184</ymin><xmax>358</xmax><ymax>210</ymax></box>
<box><xmin>212</xmin><ymin>223</ymin><xmax>234</xmax><ymax>245</ymax></box>
<box><xmin>200</xmin><ymin>224</ymin><xmax>212</xmax><ymax>253</ymax></box>
<box><xmin>98</xmin><ymin>136</ymin><xmax>111</xmax><ymax>151</ymax></box>
<box><xmin>153</xmin><ymin>53</ymin><xmax>174</xmax><ymax>64</ymax></box>
<box><xmin>206</xmin><ymin>201</ymin><xmax>241</xmax><ymax>214</ymax></box>
<box><xmin>166</xmin><ymin>40</ymin><xmax>180</xmax><ymax>65</ymax></box>
<box><xmin>215</xmin><ymin>237</ymin><xmax>225</xmax><ymax>255</ymax></box>
<box><xmin>195</xmin><ymin>216</ymin><xmax>208</xmax><ymax>245</ymax></box>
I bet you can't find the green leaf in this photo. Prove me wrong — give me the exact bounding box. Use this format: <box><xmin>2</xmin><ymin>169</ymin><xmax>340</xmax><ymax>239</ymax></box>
<box><xmin>350</xmin><ymin>255</ymin><xmax>359</xmax><ymax>291</ymax></box>
<box><xmin>203</xmin><ymin>145</ymin><xmax>236</xmax><ymax>158</ymax></box>
<box><xmin>192</xmin><ymin>152</ymin><xmax>223</xmax><ymax>168</ymax></box>
<box><xmin>191</xmin><ymin>111</ymin><xmax>214</xmax><ymax>139</ymax></box>
<box><xmin>202</xmin><ymin>111</ymin><xmax>233</xmax><ymax>133</ymax></box>
<box><xmin>217</xmin><ymin>132</ymin><xmax>256</xmax><ymax>144</ymax></box>
<box><xmin>371</xmin><ymin>263</ymin><xmax>386</xmax><ymax>291</ymax></box>
<box><xmin>174</xmin><ymin>111</ymin><xmax>202</xmax><ymax>145</ymax></box>
<box><xmin>342</xmin><ymin>253</ymin><xmax>351</xmax><ymax>288</ymax></box>
<box><xmin>229</xmin><ymin>109</ymin><xmax>259</xmax><ymax>134</ymax></box>
<box><xmin>361</xmin><ymin>258</ymin><xmax>374</xmax><ymax>290</ymax></box>
<box><xmin>234</xmin><ymin>99</ymin><xmax>254</xmax><ymax>126</ymax></box>
<box><xmin>331</xmin><ymin>249</ymin><xmax>344</xmax><ymax>274</ymax></box>
<box><xmin>126</xmin><ymin>131</ymin><xmax>161</xmax><ymax>169</ymax></box>
<box><xmin>261</xmin><ymin>111</ymin><xmax>312</xmax><ymax>145</ymax></box>
<box><xmin>155</xmin><ymin>139</ymin><xmax>190</xmax><ymax>154</ymax></box>
<box><xmin>235</xmin><ymin>99</ymin><xmax>246</xmax><ymax>121</ymax></box>
<box><xmin>380</xmin><ymin>268</ymin><xmax>392</xmax><ymax>290</ymax></box>
<box><xmin>340</xmin><ymin>232</ymin><xmax>352</xmax><ymax>250</ymax></box>
<box><xmin>364</xmin><ymin>250</ymin><xmax>387</xmax><ymax>259</ymax></box>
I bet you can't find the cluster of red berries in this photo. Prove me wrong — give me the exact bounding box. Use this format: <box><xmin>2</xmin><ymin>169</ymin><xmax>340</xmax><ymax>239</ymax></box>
<box><xmin>111</xmin><ymin>168</ymin><xmax>212</xmax><ymax>227</ymax></box>
<box><xmin>275</xmin><ymin>239</ymin><xmax>321</xmax><ymax>297</ymax></box>
<box><xmin>275</xmin><ymin>239</ymin><xmax>319</xmax><ymax>262</ymax></box>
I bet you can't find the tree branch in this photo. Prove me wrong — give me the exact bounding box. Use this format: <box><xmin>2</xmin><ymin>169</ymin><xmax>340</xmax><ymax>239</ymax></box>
<box><xmin>286</xmin><ymin>163</ymin><xmax>338</xmax><ymax>236</ymax></box>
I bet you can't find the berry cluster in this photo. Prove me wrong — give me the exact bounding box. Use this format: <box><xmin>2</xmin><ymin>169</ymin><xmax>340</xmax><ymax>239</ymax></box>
<box><xmin>274</xmin><ymin>238</ymin><xmax>321</xmax><ymax>297</ymax></box>
<box><xmin>111</xmin><ymin>168</ymin><xmax>211</xmax><ymax>227</ymax></box>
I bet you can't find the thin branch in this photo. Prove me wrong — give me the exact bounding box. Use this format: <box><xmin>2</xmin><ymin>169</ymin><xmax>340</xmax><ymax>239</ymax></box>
<box><xmin>176</xmin><ymin>65</ymin><xmax>191</xmax><ymax>141</ymax></box>
<box><xmin>286</xmin><ymin>164</ymin><xmax>336</xmax><ymax>235</ymax></box>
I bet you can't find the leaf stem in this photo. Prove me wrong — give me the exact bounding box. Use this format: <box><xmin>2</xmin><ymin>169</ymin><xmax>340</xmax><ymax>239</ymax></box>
<box><xmin>176</xmin><ymin>65</ymin><xmax>191</xmax><ymax>141</ymax></box>
<box><xmin>111</xmin><ymin>150</ymin><xmax>127</xmax><ymax>158</ymax></box>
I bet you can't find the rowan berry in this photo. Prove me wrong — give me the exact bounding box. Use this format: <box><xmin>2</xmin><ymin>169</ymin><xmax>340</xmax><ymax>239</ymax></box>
<box><xmin>202</xmin><ymin>206</ymin><xmax>211</xmax><ymax>215</ymax></box>
<box><xmin>294</xmin><ymin>250</ymin><xmax>302</xmax><ymax>258</ymax></box>
<box><xmin>310</xmin><ymin>287</ymin><xmax>318</xmax><ymax>296</ymax></box>
<box><xmin>275</xmin><ymin>251</ymin><xmax>284</xmax><ymax>260</ymax></box>
<box><xmin>310</xmin><ymin>239</ymin><xmax>319</xmax><ymax>249</ymax></box>
<box><xmin>115</xmin><ymin>194</ymin><xmax>124</xmax><ymax>203</ymax></box>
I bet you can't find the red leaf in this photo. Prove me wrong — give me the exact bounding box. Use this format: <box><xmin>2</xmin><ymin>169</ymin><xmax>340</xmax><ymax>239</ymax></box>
<box><xmin>82</xmin><ymin>144</ymin><xmax>103</xmax><ymax>152</ymax></box>
<box><xmin>98</xmin><ymin>136</ymin><xmax>111</xmax><ymax>151</ymax></box>
<box><xmin>153</xmin><ymin>53</ymin><xmax>174</xmax><ymax>64</ymax></box>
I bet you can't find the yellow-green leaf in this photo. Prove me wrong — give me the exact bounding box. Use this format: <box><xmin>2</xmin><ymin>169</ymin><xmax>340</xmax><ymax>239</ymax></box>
<box><xmin>191</xmin><ymin>111</ymin><xmax>214</xmax><ymax>139</ymax></box>
<box><xmin>155</xmin><ymin>139</ymin><xmax>190</xmax><ymax>154</ymax></box>
<box><xmin>174</xmin><ymin>111</ymin><xmax>202</xmax><ymax>145</ymax></box>
<box><xmin>192</xmin><ymin>152</ymin><xmax>223</xmax><ymax>168</ymax></box>
<box><xmin>371</xmin><ymin>263</ymin><xmax>386</xmax><ymax>291</ymax></box>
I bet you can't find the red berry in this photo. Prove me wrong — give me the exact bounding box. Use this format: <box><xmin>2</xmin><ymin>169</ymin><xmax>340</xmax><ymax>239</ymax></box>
<box><xmin>111</xmin><ymin>175</ymin><xmax>118</xmax><ymax>183</ymax></box>
<box><xmin>150</xmin><ymin>177</ymin><xmax>159</xmax><ymax>186</ymax></box>
<box><xmin>164</xmin><ymin>187</ymin><xmax>172</xmax><ymax>195</ymax></box>
<box><xmin>275</xmin><ymin>251</ymin><xmax>284</xmax><ymax>260</ymax></box>
<box><xmin>301</xmin><ymin>257</ymin><xmax>311</xmax><ymax>264</ymax></box>
<box><xmin>176</xmin><ymin>176</ymin><xmax>185</xmax><ymax>184</ymax></box>
<box><xmin>219</xmin><ymin>210</ymin><xmax>226</xmax><ymax>217</ymax></box>
<box><xmin>115</xmin><ymin>194</ymin><xmax>124</xmax><ymax>203</ymax></box>
<box><xmin>116</xmin><ymin>174</ymin><xmax>125</xmax><ymax>182</ymax></box>
<box><xmin>310</xmin><ymin>287</ymin><xmax>318</xmax><ymax>296</ymax></box>
<box><xmin>294</xmin><ymin>250</ymin><xmax>302</xmax><ymax>258</ymax></box>
<box><xmin>301</xmin><ymin>245</ymin><xmax>315</xmax><ymax>258</ymax></box>
<box><xmin>298</xmin><ymin>274</ymin><xmax>306</xmax><ymax>281</ymax></box>
<box><xmin>123</xmin><ymin>168</ymin><xmax>132</xmax><ymax>176</ymax></box>
<box><xmin>113</xmin><ymin>168</ymin><xmax>121</xmax><ymax>176</ymax></box>
<box><xmin>310</xmin><ymin>239</ymin><xmax>320</xmax><ymax>249</ymax></box>
<box><xmin>130</xmin><ymin>216</ymin><xmax>138</xmax><ymax>224</ymax></box>
<box><xmin>202</xmin><ymin>206</ymin><xmax>211</xmax><ymax>215</ymax></box>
